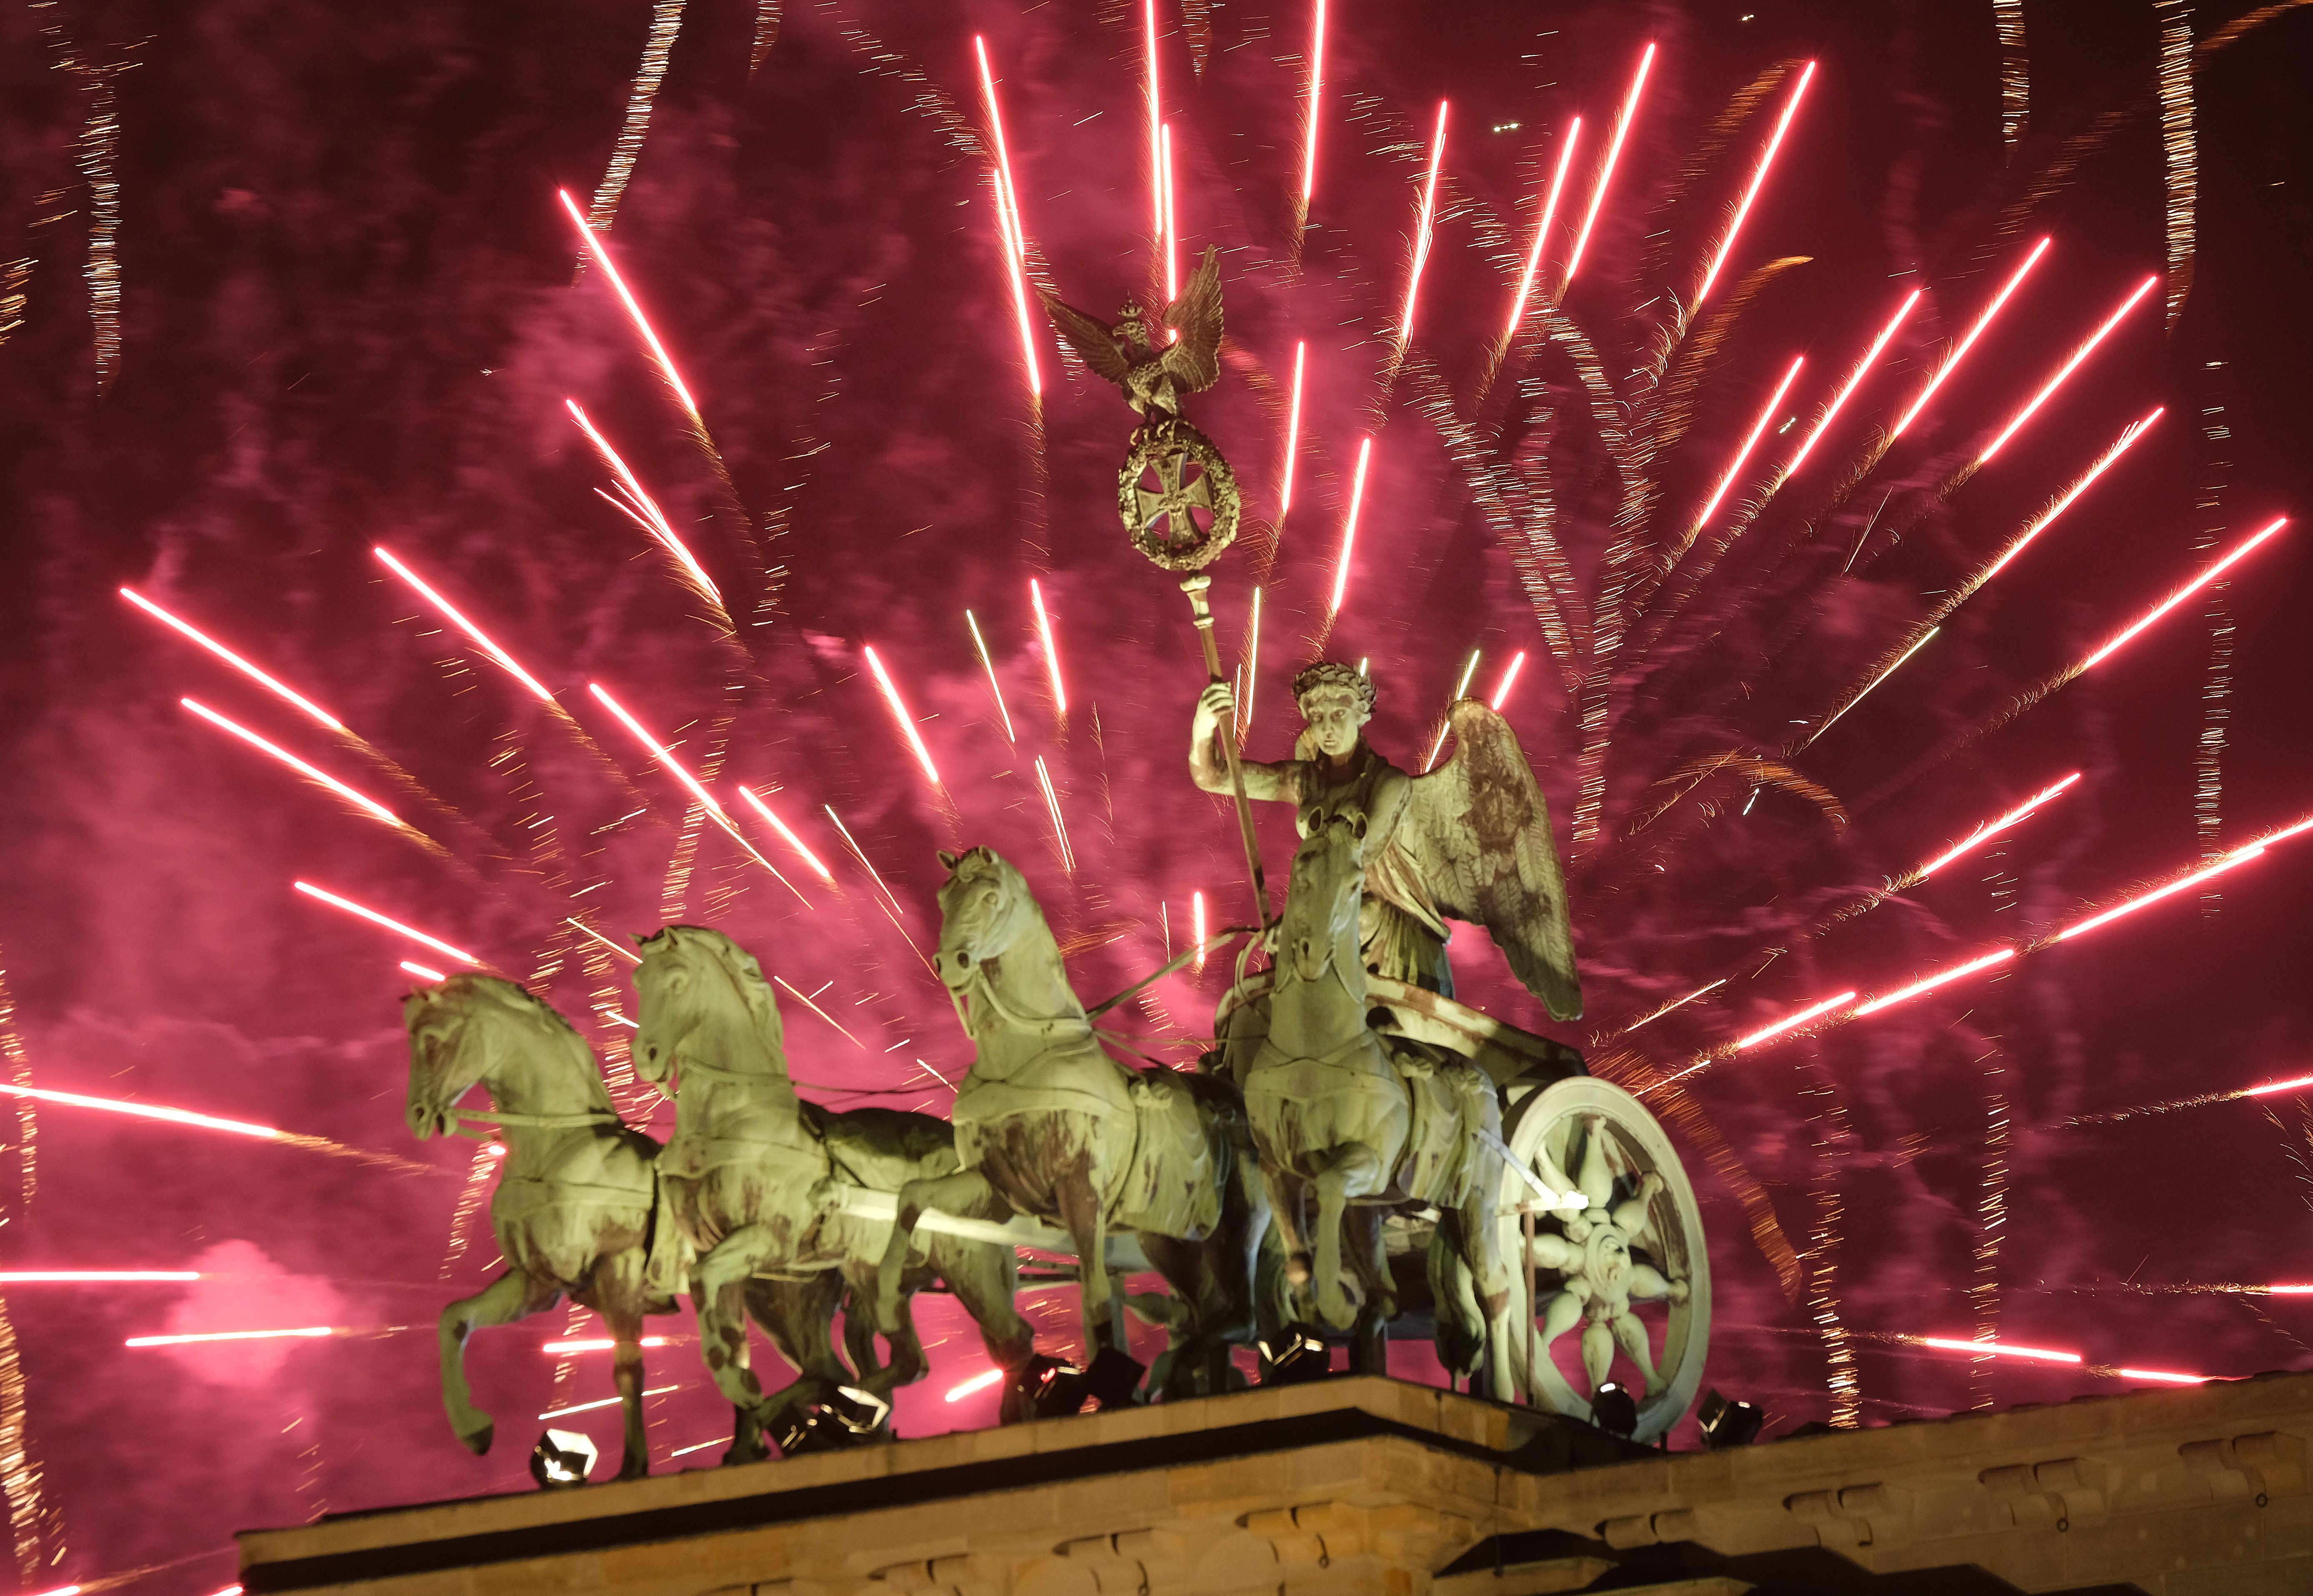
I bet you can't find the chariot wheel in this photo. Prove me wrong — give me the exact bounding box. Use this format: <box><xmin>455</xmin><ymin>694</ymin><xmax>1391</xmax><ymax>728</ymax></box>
<box><xmin>1496</xmin><ymin>1076</ymin><xmax>1709</xmax><ymax>1443</ymax></box>
<box><xmin>1116</xmin><ymin>418</ymin><xmax>1240</xmax><ymax>571</ymax></box>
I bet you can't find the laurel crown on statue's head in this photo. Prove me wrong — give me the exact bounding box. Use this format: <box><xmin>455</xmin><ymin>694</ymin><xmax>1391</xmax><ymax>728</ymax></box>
<box><xmin>1292</xmin><ymin>659</ymin><xmax>1376</xmax><ymax>714</ymax></box>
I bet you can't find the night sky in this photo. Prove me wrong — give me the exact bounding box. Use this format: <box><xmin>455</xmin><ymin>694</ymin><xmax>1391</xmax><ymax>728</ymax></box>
<box><xmin>5</xmin><ymin>1</ymin><xmax>2313</xmax><ymax>1589</ymax></box>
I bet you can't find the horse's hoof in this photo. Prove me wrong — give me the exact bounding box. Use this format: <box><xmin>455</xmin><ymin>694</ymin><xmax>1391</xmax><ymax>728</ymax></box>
<box><xmin>458</xmin><ymin>1421</ymin><xmax>494</xmax><ymax>1456</ymax></box>
<box><xmin>617</xmin><ymin>1461</ymin><xmax>649</xmax><ymax>1481</ymax></box>
<box><xmin>722</xmin><ymin>1440</ymin><xmax>768</xmax><ymax>1466</ymax></box>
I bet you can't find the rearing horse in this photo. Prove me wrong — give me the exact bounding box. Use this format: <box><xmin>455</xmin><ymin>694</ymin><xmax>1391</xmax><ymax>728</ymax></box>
<box><xmin>879</xmin><ymin>847</ymin><xmax>1266</xmax><ymax>1395</ymax></box>
<box><xmin>403</xmin><ymin>974</ymin><xmax>692</xmax><ymax>1479</ymax></box>
<box><xmin>1245</xmin><ymin>814</ymin><xmax>1516</xmax><ymax>1397</ymax></box>
<box><xmin>634</xmin><ymin>925</ymin><xmax>1038</xmax><ymax>1443</ymax></box>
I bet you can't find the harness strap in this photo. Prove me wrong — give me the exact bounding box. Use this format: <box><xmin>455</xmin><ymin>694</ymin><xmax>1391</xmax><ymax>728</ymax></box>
<box><xmin>456</xmin><ymin>1107</ymin><xmax>622</xmax><ymax>1131</ymax></box>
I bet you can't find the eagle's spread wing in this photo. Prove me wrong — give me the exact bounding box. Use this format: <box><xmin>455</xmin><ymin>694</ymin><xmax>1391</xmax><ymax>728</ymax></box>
<box><xmin>1401</xmin><ymin>699</ymin><xmax>1582</xmax><ymax>1020</ymax></box>
<box><xmin>1041</xmin><ymin>292</ymin><xmax>1136</xmax><ymax>385</ymax></box>
<box><xmin>1159</xmin><ymin>246</ymin><xmax>1224</xmax><ymax>393</ymax></box>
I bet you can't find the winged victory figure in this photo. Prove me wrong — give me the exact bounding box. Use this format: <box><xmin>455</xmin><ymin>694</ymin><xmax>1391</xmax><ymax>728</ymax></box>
<box><xmin>1043</xmin><ymin>245</ymin><xmax>1224</xmax><ymax>422</ymax></box>
<box><xmin>1190</xmin><ymin>664</ymin><xmax>1581</xmax><ymax>1022</ymax></box>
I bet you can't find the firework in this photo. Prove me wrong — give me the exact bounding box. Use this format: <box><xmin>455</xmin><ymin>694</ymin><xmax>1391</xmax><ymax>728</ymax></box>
<box><xmin>973</xmin><ymin>36</ymin><xmax>1042</xmax><ymax>397</ymax></box>
<box><xmin>2246</xmin><ymin>1075</ymin><xmax>2313</xmax><ymax>1099</ymax></box>
<box><xmin>1489</xmin><ymin>651</ymin><xmax>1527</xmax><ymax>712</ymax></box>
<box><xmin>1029</xmin><ymin>579</ymin><xmax>1067</xmax><ymax>720</ymax></box>
<box><xmin>945</xmin><ymin>1368</ymin><xmax>1004</xmax><ymax>1401</ymax></box>
<box><xmin>588</xmin><ymin>684</ymin><xmax>808</xmax><ymax>897</ymax></box>
<box><xmin>1563</xmin><ymin>42</ymin><xmax>1656</xmax><ymax>290</ymax></box>
<box><xmin>121</xmin><ymin>588</ymin><xmax>342</xmax><ymax>730</ymax></box>
<box><xmin>1240</xmin><ymin>584</ymin><xmax>1262</xmax><ymax>740</ymax></box>
<box><xmin>0</xmin><ymin>1082</ymin><xmax>275</xmax><ymax>1142</ymax></box>
<box><xmin>1034</xmin><ymin>756</ymin><xmax>1075</xmax><ymax>874</ymax></box>
<box><xmin>540</xmin><ymin>1385</ymin><xmax>679</xmax><ymax>1421</ymax></box>
<box><xmin>180</xmin><ymin>699</ymin><xmax>401</xmax><ymax>829</ymax></box>
<box><xmin>1782</xmin><ymin>289</ymin><xmax>1918</xmax><ymax>479</ymax></box>
<box><xmin>735</xmin><ymin>787</ymin><xmax>835</xmax><ymax>884</ymax></box>
<box><xmin>2156</xmin><ymin>0</ymin><xmax>2196</xmax><ymax>330</ymax></box>
<box><xmin>964</xmin><ymin>610</ymin><xmax>1017</xmax><ymax>743</ymax></box>
<box><xmin>1329</xmin><ymin>437</ymin><xmax>1374</xmax><ymax>614</ymax></box>
<box><xmin>862</xmin><ymin>645</ymin><xmax>943</xmax><ymax>788</ymax></box>
<box><xmin>1918</xmin><ymin>1334</ymin><xmax>2078</xmax><ymax>1365</ymax></box>
<box><xmin>542</xmin><ymin>1337</ymin><xmax>669</xmax><ymax>1354</ymax></box>
<box><xmin>1161</xmin><ymin>123</ymin><xmax>1179</xmax><ymax>311</ymax></box>
<box><xmin>1889</xmin><ymin>236</ymin><xmax>2051</xmax><ymax>440</ymax></box>
<box><xmin>1192</xmin><ymin>890</ymin><xmax>1208</xmax><ymax>970</ymax></box>
<box><xmin>1974</xmin><ymin>410</ymin><xmax>2163</xmax><ymax>587</ymax></box>
<box><xmin>2053</xmin><ymin>847</ymin><xmax>2266</xmax><ymax>943</ymax></box>
<box><xmin>771</xmin><ymin>977</ymin><xmax>863</xmax><ymax>1048</ymax></box>
<box><xmin>1910</xmin><ymin>773</ymin><xmax>2083</xmax><ymax>882</ymax></box>
<box><xmin>399</xmin><ymin>961</ymin><xmax>446</xmax><ymax>983</ymax></box>
<box><xmin>1734</xmin><ymin>990</ymin><xmax>1856</xmax><ymax>1052</ymax></box>
<box><xmin>1625</xmin><ymin>979</ymin><xmax>1727</xmax><ymax>1032</ymax></box>
<box><xmin>564</xmin><ymin>918</ymin><xmax>642</xmax><ymax>965</ymax></box>
<box><xmin>2077</xmin><ymin>516</ymin><xmax>2288</xmax><ymax>673</ymax></box>
<box><xmin>372</xmin><ymin>547</ymin><xmax>554</xmax><ymax>703</ymax></box>
<box><xmin>1976</xmin><ymin>274</ymin><xmax>2158</xmax><ymax>465</ymax></box>
<box><xmin>557</xmin><ymin>190</ymin><xmax>699</xmax><ymax>421</ymax></box>
<box><xmin>1852</xmin><ymin>949</ymin><xmax>2015</xmax><ymax>1018</ymax></box>
<box><xmin>293</xmin><ymin>882</ymin><xmax>478</xmax><ymax>966</ymax></box>
<box><xmin>1299</xmin><ymin>0</ymin><xmax>1326</xmax><ymax>207</ymax></box>
<box><xmin>1504</xmin><ymin>117</ymin><xmax>1581</xmax><ymax>341</ymax></box>
<box><xmin>125</xmin><ymin>1327</ymin><xmax>337</xmax><ymax>1348</ymax></box>
<box><xmin>1693</xmin><ymin>355</ymin><xmax>1804</xmax><ymax>530</ymax></box>
<box><xmin>1808</xmin><ymin>626</ymin><xmax>1936</xmax><ymax>742</ymax></box>
<box><xmin>1279</xmin><ymin>342</ymin><xmax>1306</xmax><ymax>518</ymax></box>
<box><xmin>824</xmin><ymin>806</ymin><xmax>909</xmax><ymax>919</ymax></box>
<box><xmin>0</xmin><ymin>1272</ymin><xmax>197</xmax><ymax>1284</ymax></box>
<box><xmin>1693</xmin><ymin>62</ymin><xmax>1816</xmax><ymax>308</ymax></box>
<box><xmin>1144</xmin><ymin>0</ymin><xmax>1163</xmax><ymax>239</ymax></box>
<box><xmin>564</xmin><ymin>401</ymin><xmax>722</xmax><ymax>605</ymax></box>
<box><xmin>577</xmin><ymin>0</ymin><xmax>686</xmax><ymax>245</ymax></box>
<box><xmin>1423</xmin><ymin>649</ymin><xmax>1482</xmax><ymax>771</ymax></box>
<box><xmin>1395</xmin><ymin>102</ymin><xmax>1450</xmax><ymax>351</ymax></box>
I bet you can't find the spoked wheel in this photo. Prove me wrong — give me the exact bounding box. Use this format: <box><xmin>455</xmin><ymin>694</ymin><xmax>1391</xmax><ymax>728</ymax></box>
<box><xmin>1497</xmin><ymin>1077</ymin><xmax>1709</xmax><ymax>1443</ymax></box>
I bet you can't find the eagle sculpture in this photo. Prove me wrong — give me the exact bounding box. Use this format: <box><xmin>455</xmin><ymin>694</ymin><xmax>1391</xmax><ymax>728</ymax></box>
<box><xmin>1042</xmin><ymin>245</ymin><xmax>1224</xmax><ymax>421</ymax></box>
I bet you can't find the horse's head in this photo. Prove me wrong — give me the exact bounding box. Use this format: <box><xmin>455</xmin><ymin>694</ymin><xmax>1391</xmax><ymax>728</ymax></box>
<box><xmin>403</xmin><ymin>974</ymin><xmax>536</xmax><ymax>1139</ymax></box>
<box><xmin>632</xmin><ymin>924</ymin><xmax>787</xmax><ymax>1090</ymax></box>
<box><xmin>933</xmin><ymin>847</ymin><xmax>1035</xmax><ymax>995</ymax></box>
<box><xmin>1281</xmin><ymin>812</ymin><xmax>1366</xmax><ymax>987</ymax></box>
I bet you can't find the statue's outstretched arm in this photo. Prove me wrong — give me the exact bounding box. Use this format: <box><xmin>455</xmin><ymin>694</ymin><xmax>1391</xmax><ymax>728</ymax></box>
<box><xmin>1189</xmin><ymin>681</ymin><xmax>1295</xmax><ymax>802</ymax></box>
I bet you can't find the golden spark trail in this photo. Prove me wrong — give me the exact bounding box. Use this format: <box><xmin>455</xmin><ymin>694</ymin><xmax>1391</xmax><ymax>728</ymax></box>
<box><xmin>1504</xmin><ymin>117</ymin><xmax>1581</xmax><ymax>341</ymax></box>
<box><xmin>1993</xmin><ymin>0</ymin><xmax>2029</xmax><ymax>150</ymax></box>
<box><xmin>560</xmin><ymin>188</ymin><xmax>698</xmax><ymax>422</ymax></box>
<box><xmin>565</xmin><ymin>401</ymin><xmax>723</xmax><ymax>608</ymax></box>
<box><xmin>1394</xmin><ymin>102</ymin><xmax>1450</xmax><ymax>354</ymax></box>
<box><xmin>824</xmin><ymin>806</ymin><xmax>909</xmax><ymax>921</ymax></box>
<box><xmin>1239</xmin><ymin>585</ymin><xmax>1262</xmax><ymax>741</ymax></box>
<box><xmin>180</xmin><ymin>699</ymin><xmax>402</xmax><ymax>830</ymax></box>
<box><xmin>1624</xmin><ymin>979</ymin><xmax>1726</xmax><ymax>1032</ymax></box>
<box><xmin>2157</xmin><ymin>0</ymin><xmax>2196</xmax><ymax>331</ymax></box>
<box><xmin>1890</xmin><ymin>237</ymin><xmax>2049</xmax><ymax>440</ymax></box>
<box><xmin>1329</xmin><ymin>437</ymin><xmax>1374</xmax><ymax>614</ymax></box>
<box><xmin>1693</xmin><ymin>62</ymin><xmax>1816</xmax><ymax>308</ymax></box>
<box><xmin>1975</xmin><ymin>410</ymin><xmax>2163</xmax><ymax>588</ymax></box>
<box><xmin>122</xmin><ymin>589</ymin><xmax>342</xmax><ymax>729</ymax></box>
<box><xmin>564</xmin><ymin>919</ymin><xmax>642</xmax><ymax>965</ymax></box>
<box><xmin>1034</xmin><ymin>757</ymin><xmax>1074</xmax><ymax>874</ymax></box>
<box><xmin>1804</xmin><ymin>626</ymin><xmax>1936</xmax><ymax>745</ymax></box>
<box><xmin>1905</xmin><ymin>772</ymin><xmax>2082</xmax><ymax>884</ymax></box>
<box><xmin>372</xmin><ymin>548</ymin><xmax>553</xmax><ymax>702</ymax></box>
<box><xmin>973</xmin><ymin>37</ymin><xmax>1042</xmax><ymax>396</ymax></box>
<box><xmin>964</xmin><ymin>610</ymin><xmax>1017</xmax><ymax>742</ymax></box>
<box><xmin>1977</xmin><ymin>274</ymin><xmax>2157</xmax><ymax>465</ymax></box>
<box><xmin>1563</xmin><ymin>42</ymin><xmax>1656</xmax><ymax>290</ymax></box>
<box><xmin>770</xmin><ymin>977</ymin><xmax>864</xmax><ymax>1049</ymax></box>
<box><xmin>735</xmin><ymin>787</ymin><xmax>835</xmax><ymax>884</ymax></box>
<box><xmin>1030</xmin><ymin>579</ymin><xmax>1067</xmax><ymax>721</ymax></box>
<box><xmin>863</xmin><ymin>646</ymin><xmax>943</xmax><ymax>788</ymax></box>
<box><xmin>577</xmin><ymin>0</ymin><xmax>687</xmax><ymax>251</ymax></box>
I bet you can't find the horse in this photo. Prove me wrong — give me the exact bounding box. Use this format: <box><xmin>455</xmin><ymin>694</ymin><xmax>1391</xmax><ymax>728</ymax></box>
<box><xmin>1241</xmin><ymin>813</ymin><xmax>1516</xmax><ymax>1398</ymax></box>
<box><xmin>878</xmin><ymin>847</ymin><xmax>1267</xmax><ymax>1398</ymax></box>
<box><xmin>632</xmin><ymin>925</ymin><xmax>1039</xmax><ymax>1444</ymax></box>
<box><xmin>403</xmin><ymin>974</ymin><xmax>717</xmax><ymax>1479</ymax></box>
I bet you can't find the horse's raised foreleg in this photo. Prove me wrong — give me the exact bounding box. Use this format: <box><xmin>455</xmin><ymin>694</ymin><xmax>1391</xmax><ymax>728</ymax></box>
<box><xmin>691</xmin><ymin>1224</ymin><xmax>784</xmax><ymax>1417</ymax></box>
<box><xmin>878</xmin><ymin>1168</ymin><xmax>1005</xmax><ymax>1330</ymax></box>
<box><xmin>1306</xmin><ymin>1142</ymin><xmax>1385</xmax><ymax>1330</ymax></box>
<box><xmin>438</xmin><ymin>1268</ymin><xmax>548</xmax><ymax>1456</ymax></box>
<box><xmin>841</xmin><ymin>1259</ymin><xmax>927</xmax><ymax>1406</ymax></box>
<box><xmin>738</xmin><ymin>1273</ymin><xmax>847</xmax><ymax>1463</ymax></box>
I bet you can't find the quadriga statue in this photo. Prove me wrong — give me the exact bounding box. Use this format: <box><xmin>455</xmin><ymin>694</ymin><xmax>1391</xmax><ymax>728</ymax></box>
<box><xmin>631</xmin><ymin>924</ymin><xmax>1039</xmax><ymax>1450</ymax></box>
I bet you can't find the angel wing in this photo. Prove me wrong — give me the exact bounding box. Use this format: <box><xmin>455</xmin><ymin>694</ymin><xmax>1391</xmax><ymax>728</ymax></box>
<box><xmin>1400</xmin><ymin>698</ymin><xmax>1582</xmax><ymax>1020</ymax></box>
<box><xmin>1041</xmin><ymin>292</ymin><xmax>1136</xmax><ymax>385</ymax></box>
<box><xmin>1159</xmin><ymin>245</ymin><xmax>1224</xmax><ymax>394</ymax></box>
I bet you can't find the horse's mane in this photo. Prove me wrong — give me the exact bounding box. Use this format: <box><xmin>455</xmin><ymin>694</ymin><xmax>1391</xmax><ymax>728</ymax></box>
<box><xmin>941</xmin><ymin>846</ymin><xmax>1052</xmax><ymax>958</ymax></box>
<box><xmin>439</xmin><ymin>974</ymin><xmax>614</xmax><ymax>1110</ymax></box>
<box><xmin>644</xmin><ymin>924</ymin><xmax>787</xmax><ymax>1065</ymax></box>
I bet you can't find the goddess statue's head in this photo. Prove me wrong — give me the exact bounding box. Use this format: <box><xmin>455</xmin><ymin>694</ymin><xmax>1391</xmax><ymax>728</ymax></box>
<box><xmin>1292</xmin><ymin>660</ymin><xmax>1376</xmax><ymax>760</ymax></box>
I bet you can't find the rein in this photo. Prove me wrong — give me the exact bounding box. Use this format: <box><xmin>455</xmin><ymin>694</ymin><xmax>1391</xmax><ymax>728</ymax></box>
<box><xmin>452</xmin><ymin>1106</ymin><xmax>621</xmax><ymax>1139</ymax></box>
